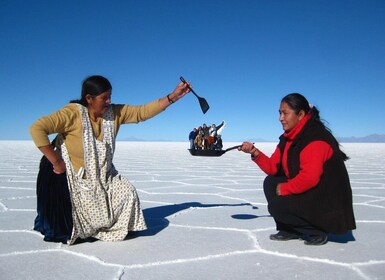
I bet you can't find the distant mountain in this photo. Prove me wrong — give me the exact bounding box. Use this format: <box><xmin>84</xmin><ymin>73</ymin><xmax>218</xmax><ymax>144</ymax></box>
<box><xmin>119</xmin><ymin>136</ymin><xmax>146</xmax><ymax>141</ymax></box>
<box><xmin>245</xmin><ymin>137</ymin><xmax>271</xmax><ymax>143</ymax></box>
<box><xmin>337</xmin><ymin>134</ymin><xmax>385</xmax><ymax>143</ymax></box>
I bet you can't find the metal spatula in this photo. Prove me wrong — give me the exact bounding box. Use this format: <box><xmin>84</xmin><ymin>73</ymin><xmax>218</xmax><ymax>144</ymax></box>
<box><xmin>180</xmin><ymin>76</ymin><xmax>210</xmax><ymax>114</ymax></box>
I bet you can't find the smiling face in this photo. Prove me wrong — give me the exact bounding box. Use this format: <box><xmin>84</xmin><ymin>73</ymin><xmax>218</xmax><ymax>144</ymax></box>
<box><xmin>279</xmin><ymin>101</ymin><xmax>305</xmax><ymax>132</ymax></box>
<box><xmin>86</xmin><ymin>90</ymin><xmax>112</xmax><ymax>118</ymax></box>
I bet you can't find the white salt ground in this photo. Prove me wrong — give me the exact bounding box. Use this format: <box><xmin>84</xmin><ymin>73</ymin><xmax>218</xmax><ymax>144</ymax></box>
<box><xmin>0</xmin><ymin>141</ymin><xmax>384</xmax><ymax>280</ymax></box>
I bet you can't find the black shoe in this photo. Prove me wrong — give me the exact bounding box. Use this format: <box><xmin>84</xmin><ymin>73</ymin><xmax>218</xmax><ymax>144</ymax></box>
<box><xmin>304</xmin><ymin>233</ymin><xmax>328</xmax><ymax>245</ymax></box>
<box><xmin>270</xmin><ymin>231</ymin><xmax>299</xmax><ymax>241</ymax></box>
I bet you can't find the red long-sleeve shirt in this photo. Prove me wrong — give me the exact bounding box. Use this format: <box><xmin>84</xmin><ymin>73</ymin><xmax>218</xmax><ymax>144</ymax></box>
<box><xmin>253</xmin><ymin>114</ymin><xmax>334</xmax><ymax>196</ymax></box>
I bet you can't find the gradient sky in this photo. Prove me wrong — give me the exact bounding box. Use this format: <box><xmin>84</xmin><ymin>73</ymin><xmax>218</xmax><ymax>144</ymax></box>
<box><xmin>1</xmin><ymin>0</ymin><xmax>384</xmax><ymax>142</ymax></box>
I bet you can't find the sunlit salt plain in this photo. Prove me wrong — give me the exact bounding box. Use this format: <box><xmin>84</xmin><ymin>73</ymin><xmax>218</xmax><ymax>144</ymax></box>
<box><xmin>0</xmin><ymin>141</ymin><xmax>384</xmax><ymax>280</ymax></box>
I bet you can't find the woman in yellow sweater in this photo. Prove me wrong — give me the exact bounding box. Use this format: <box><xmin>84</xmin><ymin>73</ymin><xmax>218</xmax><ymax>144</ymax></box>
<box><xmin>30</xmin><ymin>75</ymin><xmax>190</xmax><ymax>244</ymax></box>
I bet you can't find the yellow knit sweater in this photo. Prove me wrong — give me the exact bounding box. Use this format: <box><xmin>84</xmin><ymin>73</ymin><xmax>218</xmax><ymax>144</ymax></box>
<box><xmin>30</xmin><ymin>100</ymin><xmax>164</xmax><ymax>171</ymax></box>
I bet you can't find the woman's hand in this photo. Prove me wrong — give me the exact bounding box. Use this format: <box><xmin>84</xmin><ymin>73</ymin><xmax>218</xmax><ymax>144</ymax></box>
<box><xmin>53</xmin><ymin>159</ymin><xmax>66</xmax><ymax>174</ymax></box>
<box><xmin>161</xmin><ymin>81</ymin><xmax>192</xmax><ymax>109</ymax></box>
<box><xmin>169</xmin><ymin>81</ymin><xmax>191</xmax><ymax>102</ymax></box>
<box><xmin>39</xmin><ymin>145</ymin><xmax>67</xmax><ymax>174</ymax></box>
<box><xmin>238</xmin><ymin>142</ymin><xmax>258</xmax><ymax>155</ymax></box>
<box><xmin>276</xmin><ymin>183</ymin><xmax>282</xmax><ymax>196</ymax></box>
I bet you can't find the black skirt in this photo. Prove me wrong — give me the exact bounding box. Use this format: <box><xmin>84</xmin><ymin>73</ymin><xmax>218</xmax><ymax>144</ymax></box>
<box><xmin>34</xmin><ymin>155</ymin><xmax>73</xmax><ymax>243</ymax></box>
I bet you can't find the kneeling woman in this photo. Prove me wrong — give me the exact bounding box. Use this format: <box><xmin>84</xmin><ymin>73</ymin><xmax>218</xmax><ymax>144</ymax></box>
<box><xmin>239</xmin><ymin>93</ymin><xmax>356</xmax><ymax>245</ymax></box>
<box><xmin>30</xmin><ymin>75</ymin><xmax>190</xmax><ymax>244</ymax></box>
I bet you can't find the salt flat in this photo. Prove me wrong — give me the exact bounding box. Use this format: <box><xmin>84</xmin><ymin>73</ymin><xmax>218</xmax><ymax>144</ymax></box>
<box><xmin>0</xmin><ymin>141</ymin><xmax>384</xmax><ymax>280</ymax></box>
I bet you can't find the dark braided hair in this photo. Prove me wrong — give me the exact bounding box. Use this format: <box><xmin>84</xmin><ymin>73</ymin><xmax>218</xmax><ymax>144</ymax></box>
<box><xmin>70</xmin><ymin>75</ymin><xmax>112</xmax><ymax>106</ymax></box>
<box><xmin>281</xmin><ymin>93</ymin><xmax>349</xmax><ymax>161</ymax></box>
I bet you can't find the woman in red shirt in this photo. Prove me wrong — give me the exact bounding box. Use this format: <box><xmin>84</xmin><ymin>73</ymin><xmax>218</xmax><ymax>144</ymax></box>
<box><xmin>239</xmin><ymin>93</ymin><xmax>356</xmax><ymax>246</ymax></box>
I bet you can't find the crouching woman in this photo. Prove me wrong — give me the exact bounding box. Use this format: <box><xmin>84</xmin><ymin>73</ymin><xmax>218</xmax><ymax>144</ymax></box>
<box><xmin>239</xmin><ymin>93</ymin><xmax>356</xmax><ymax>245</ymax></box>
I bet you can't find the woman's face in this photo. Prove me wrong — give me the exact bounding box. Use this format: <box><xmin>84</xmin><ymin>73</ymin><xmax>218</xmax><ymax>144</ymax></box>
<box><xmin>87</xmin><ymin>90</ymin><xmax>112</xmax><ymax>116</ymax></box>
<box><xmin>279</xmin><ymin>101</ymin><xmax>305</xmax><ymax>132</ymax></box>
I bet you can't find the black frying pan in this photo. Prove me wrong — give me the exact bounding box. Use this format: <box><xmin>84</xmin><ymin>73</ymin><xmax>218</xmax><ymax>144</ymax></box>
<box><xmin>188</xmin><ymin>145</ymin><xmax>241</xmax><ymax>157</ymax></box>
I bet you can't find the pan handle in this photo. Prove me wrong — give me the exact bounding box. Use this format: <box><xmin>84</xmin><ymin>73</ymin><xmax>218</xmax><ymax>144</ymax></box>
<box><xmin>224</xmin><ymin>145</ymin><xmax>242</xmax><ymax>153</ymax></box>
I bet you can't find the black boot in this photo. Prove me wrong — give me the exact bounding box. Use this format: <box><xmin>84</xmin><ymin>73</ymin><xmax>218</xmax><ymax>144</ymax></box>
<box><xmin>270</xmin><ymin>231</ymin><xmax>299</xmax><ymax>241</ymax></box>
<box><xmin>304</xmin><ymin>233</ymin><xmax>328</xmax><ymax>245</ymax></box>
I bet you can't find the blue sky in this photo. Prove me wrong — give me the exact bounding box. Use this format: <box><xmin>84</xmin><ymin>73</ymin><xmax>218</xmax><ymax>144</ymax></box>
<box><xmin>1</xmin><ymin>0</ymin><xmax>384</xmax><ymax>142</ymax></box>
